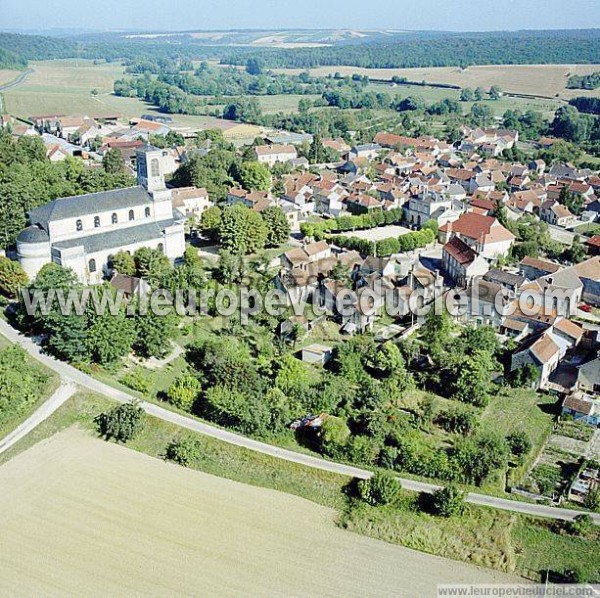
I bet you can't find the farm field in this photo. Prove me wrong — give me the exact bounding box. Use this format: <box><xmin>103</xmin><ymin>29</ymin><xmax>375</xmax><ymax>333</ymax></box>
<box><xmin>0</xmin><ymin>69</ymin><xmax>20</xmax><ymax>86</ymax></box>
<box><xmin>274</xmin><ymin>64</ymin><xmax>600</xmax><ymax>100</ymax></box>
<box><xmin>0</xmin><ymin>428</ymin><xmax>521</xmax><ymax>597</ymax></box>
<box><xmin>2</xmin><ymin>60</ymin><xmax>231</xmax><ymax>131</ymax></box>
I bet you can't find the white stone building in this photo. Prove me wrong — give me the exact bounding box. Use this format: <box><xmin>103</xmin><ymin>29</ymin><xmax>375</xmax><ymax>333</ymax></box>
<box><xmin>17</xmin><ymin>145</ymin><xmax>186</xmax><ymax>285</ymax></box>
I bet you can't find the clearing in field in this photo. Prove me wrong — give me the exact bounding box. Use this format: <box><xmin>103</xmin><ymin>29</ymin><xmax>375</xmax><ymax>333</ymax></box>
<box><xmin>0</xmin><ymin>428</ymin><xmax>521</xmax><ymax>597</ymax></box>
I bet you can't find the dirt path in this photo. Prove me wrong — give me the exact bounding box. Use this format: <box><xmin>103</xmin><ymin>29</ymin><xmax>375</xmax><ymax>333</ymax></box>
<box><xmin>0</xmin><ymin>429</ymin><xmax>524</xmax><ymax>597</ymax></box>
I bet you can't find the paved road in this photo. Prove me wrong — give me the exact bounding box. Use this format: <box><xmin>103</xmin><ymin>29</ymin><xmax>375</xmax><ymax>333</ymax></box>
<box><xmin>0</xmin><ymin>380</ymin><xmax>77</xmax><ymax>455</ymax></box>
<box><xmin>0</xmin><ymin>68</ymin><xmax>34</xmax><ymax>93</ymax></box>
<box><xmin>1</xmin><ymin>319</ymin><xmax>598</xmax><ymax>524</ymax></box>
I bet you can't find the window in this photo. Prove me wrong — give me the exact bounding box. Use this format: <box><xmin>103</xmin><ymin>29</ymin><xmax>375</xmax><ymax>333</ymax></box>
<box><xmin>111</xmin><ymin>212</ymin><xmax>118</xmax><ymax>224</ymax></box>
<box><xmin>76</xmin><ymin>219</ymin><xmax>83</xmax><ymax>232</ymax></box>
<box><xmin>94</xmin><ymin>216</ymin><xmax>100</xmax><ymax>228</ymax></box>
<box><xmin>157</xmin><ymin>243</ymin><xmax>164</xmax><ymax>253</ymax></box>
<box><xmin>88</xmin><ymin>259</ymin><xmax>96</xmax><ymax>273</ymax></box>
<box><xmin>129</xmin><ymin>209</ymin><xmax>135</xmax><ymax>221</ymax></box>
<box><xmin>145</xmin><ymin>207</ymin><xmax>151</xmax><ymax>218</ymax></box>
<box><xmin>150</xmin><ymin>158</ymin><xmax>160</xmax><ymax>177</ymax></box>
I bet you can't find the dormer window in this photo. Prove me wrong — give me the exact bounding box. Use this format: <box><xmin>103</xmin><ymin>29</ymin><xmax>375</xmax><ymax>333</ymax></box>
<box><xmin>111</xmin><ymin>213</ymin><xmax>118</xmax><ymax>224</ymax></box>
<box><xmin>129</xmin><ymin>210</ymin><xmax>135</xmax><ymax>221</ymax></box>
<box><xmin>76</xmin><ymin>219</ymin><xmax>83</xmax><ymax>232</ymax></box>
<box><xmin>94</xmin><ymin>216</ymin><xmax>100</xmax><ymax>228</ymax></box>
<box><xmin>145</xmin><ymin>207</ymin><xmax>151</xmax><ymax>218</ymax></box>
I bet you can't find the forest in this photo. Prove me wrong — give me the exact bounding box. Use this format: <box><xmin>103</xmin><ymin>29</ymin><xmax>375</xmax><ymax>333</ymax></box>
<box><xmin>2</xmin><ymin>29</ymin><xmax>600</xmax><ymax>72</ymax></box>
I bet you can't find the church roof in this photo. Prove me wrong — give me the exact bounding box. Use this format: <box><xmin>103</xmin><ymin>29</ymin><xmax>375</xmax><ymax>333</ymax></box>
<box><xmin>28</xmin><ymin>186</ymin><xmax>153</xmax><ymax>231</ymax></box>
<box><xmin>17</xmin><ymin>224</ymin><xmax>50</xmax><ymax>244</ymax></box>
<box><xmin>53</xmin><ymin>218</ymin><xmax>176</xmax><ymax>254</ymax></box>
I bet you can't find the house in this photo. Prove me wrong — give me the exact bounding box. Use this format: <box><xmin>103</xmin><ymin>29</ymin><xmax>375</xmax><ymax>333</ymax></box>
<box><xmin>301</xmin><ymin>343</ymin><xmax>333</xmax><ymax>365</ymax></box>
<box><xmin>110</xmin><ymin>273</ymin><xmax>151</xmax><ymax>299</ymax></box>
<box><xmin>586</xmin><ymin>235</ymin><xmax>600</xmax><ymax>256</ymax></box>
<box><xmin>519</xmin><ymin>256</ymin><xmax>562</xmax><ymax>281</ymax></box>
<box><xmin>254</xmin><ymin>144</ymin><xmax>297</xmax><ymax>167</ymax></box>
<box><xmin>442</xmin><ymin>236</ymin><xmax>489</xmax><ymax>286</ymax></box>
<box><xmin>483</xmin><ymin>269</ymin><xmax>527</xmax><ymax>292</ymax></box>
<box><xmin>577</xmin><ymin>355</ymin><xmax>600</xmax><ymax>394</ymax></box>
<box><xmin>348</xmin><ymin>143</ymin><xmax>382</xmax><ymax>161</ymax></box>
<box><xmin>511</xmin><ymin>331</ymin><xmax>561</xmax><ymax>388</ymax></box>
<box><xmin>281</xmin><ymin>241</ymin><xmax>332</xmax><ymax>270</ymax></box>
<box><xmin>171</xmin><ymin>187</ymin><xmax>212</xmax><ymax>220</ymax></box>
<box><xmin>540</xmin><ymin>199</ymin><xmax>575</xmax><ymax>227</ymax></box>
<box><xmin>562</xmin><ymin>392</ymin><xmax>600</xmax><ymax>426</ymax></box>
<box><xmin>439</xmin><ymin>212</ymin><xmax>515</xmax><ymax>259</ymax></box>
<box><xmin>16</xmin><ymin>145</ymin><xmax>186</xmax><ymax>285</ymax></box>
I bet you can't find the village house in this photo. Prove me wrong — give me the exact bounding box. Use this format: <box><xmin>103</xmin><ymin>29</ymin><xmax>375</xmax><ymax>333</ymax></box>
<box><xmin>511</xmin><ymin>331</ymin><xmax>561</xmax><ymax>388</ymax></box>
<box><xmin>171</xmin><ymin>187</ymin><xmax>212</xmax><ymax>220</ymax></box>
<box><xmin>442</xmin><ymin>236</ymin><xmax>490</xmax><ymax>286</ymax></box>
<box><xmin>439</xmin><ymin>212</ymin><xmax>515</xmax><ymax>259</ymax></box>
<box><xmin>254</xmin><ymin>144</ymin><xmax>298</xmax><ymax>167</ymax></box>
<box><xmin>540</xmin><ymin>199</ymin><xmax>575</xmax><ymax>227</ymax></box>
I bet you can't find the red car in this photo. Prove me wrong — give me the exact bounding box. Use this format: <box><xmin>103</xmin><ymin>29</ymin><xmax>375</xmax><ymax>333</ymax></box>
<box><xmin>579</xmin><ymin>304</ymin><xmax>592</xmax><ymax>313</ymax></box>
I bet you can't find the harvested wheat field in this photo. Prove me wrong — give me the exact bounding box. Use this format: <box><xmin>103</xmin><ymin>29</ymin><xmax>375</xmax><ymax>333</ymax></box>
<box><xmin>0</xmin><ymin>429</ymin><xmax>522</xmax><ymax>597</ymax></box>
<box><xmin>275</xmin><ymin>64</ymin><xmax>600</xmax><ymax>99</ymax></box>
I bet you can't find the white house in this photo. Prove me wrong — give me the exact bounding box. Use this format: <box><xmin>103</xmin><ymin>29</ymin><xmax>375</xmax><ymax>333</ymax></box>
<box><xmin>17</xmin><ymin>145</ymin><xmax>186</xmax><ymax>285</ymax></box>
<box><xmin>254</xmin><ymin>144</ymin><xmax>298</xmax><ymax>167</ymax></box>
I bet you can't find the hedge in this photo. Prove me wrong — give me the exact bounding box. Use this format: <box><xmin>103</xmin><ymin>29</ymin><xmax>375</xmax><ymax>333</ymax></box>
<box><xmin>326</xmin><ymin>228</ymin><xmax>434</xmax><ymax>257</ymax></box>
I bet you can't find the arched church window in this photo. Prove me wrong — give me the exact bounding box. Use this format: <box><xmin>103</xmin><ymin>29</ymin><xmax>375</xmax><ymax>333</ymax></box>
<box><xmin>145</xmin><ymin>207</ymin><xmax>151</xmax><ymax>218</ymax></box>
<box><xmin>111</xmin><ymin>213</ymin><xmax>118</xmax><ymax>224</ymax></box>
<box><xmin>94</xmin><ymin>216</ymin><xmax>100</xmax><ymax>228</ymax></box>
<box><xmin>157</xmin><ymin>243</ymin><xmax>164</xmax><ymax>253</ymax></box>
<box><xmin>150</xmin><ymin>158</ymin><xmax>160</xmax><ymax>177</ymax></box>
<box><xmin>129</xmin><ymin>210</ymin><xmax>135</xmax><ymax>221</ymax></box>
<box><xmin>76</xmin><ymin>219</ymin><xmax>83</xmax><ymax>232</ymax></box>
<box><xmin>89</xmin><ymin>259</ymin><xmax>96</xmax><ymax>273</ymax></box>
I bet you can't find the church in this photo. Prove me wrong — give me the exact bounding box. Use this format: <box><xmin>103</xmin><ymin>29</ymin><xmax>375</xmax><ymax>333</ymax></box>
<box><xmin>17</xmin><ymin>145</ymin><xmax>186</xmax><ymax>285</ymax></box>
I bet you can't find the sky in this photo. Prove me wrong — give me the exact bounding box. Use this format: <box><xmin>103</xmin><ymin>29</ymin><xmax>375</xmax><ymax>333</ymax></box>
<box><xmin>1</xmin><ymin>0</ymin><xmax>599</xmax><ymax>33</ymax></box>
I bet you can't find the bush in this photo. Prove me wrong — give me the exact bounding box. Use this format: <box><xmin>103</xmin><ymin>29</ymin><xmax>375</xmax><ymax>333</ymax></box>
<box><xmin>166</xmin><ymin>374</ymin><xmax>201</xmax><ymax>412</ymax></box>
<box><xmin>430</xmin><ymin>484</ymin><xmax>466</xmax><ymax>517</ymax></box>
<box><xmin>358</xmin><ymin>471</ymin><xmax>402</xmax><ymax>506</ymax></box>
<box><xmin>121</xmin><ymin>367</ymin><xmax>152</xmax><ymax>395</ymax></box>
<box><xmin>506</xmin><ymin>430</ymin><xmax>532</xmax><ymax>457</ymax></box>
<box><xmin>166</xmin><ymin>436</ymin><xmax>203</xmax><ymax>466</ymax></box>
<box><xmin>96</xmin><ymin>401</ymin><xmax>146</xmax><ymax>443</ymax></box>
<box><xmin>563</xmin><ymin>514</ymin><xmax>594</xmax><ymax>537</ymax></box>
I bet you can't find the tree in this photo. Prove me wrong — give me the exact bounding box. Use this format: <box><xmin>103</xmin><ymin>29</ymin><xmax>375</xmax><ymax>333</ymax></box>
<box><xmin>133</xmin><ymin>247</ymin><xmax>171</xmax><ymax>287</ymax></box>
<box><xmin>245</xmin><ymin>58</ymin><xmax>263</xmax><ymax>75</ymax></box>
<box><xmin>86</xmin><ymin>303</ymin><xmax>136</xmax><ymax>365</ymax></box>
<box><xmin>453</xmin><ymin>349</ymin><xmax>496</xmax><ymax>407</ymax></box>
<box><xmin>474</xmin><ymin>86</ymin><xmax>486</xmax><ymax>101</ymax></box>
<box><xmin>460</xmin><ymin>88</ymin><xmax>474</xmax><ymax>102</ymax></box>
<box><xmin>0</xmin><ymin>256</ymin><xmax>27</xmax><ymax>297</ymax></box>
<box><xmin>261</xmin><ymin>206</ymin><xmax>291</xmax><ymax>247</ymax></box>
<box><xmin>219</xmin><ymin>204</ymin><xmax>267</xmax><ymax>254</ymax></box>
<box><xmin>216</xmin><ymin>249</ymin><xmax>246</xmax><ymax>284</ymax></box>
<box><xmin>167</xmin><ymin>374</ymin><xmax>201</xmax><ymax>412</ymax></box>
<box><xmin>236</xmin><ymin>161</ymin><xmax>271</xmax><ymax>192</ymax></box>
<box><xmin>110</xmin><ymin>250</ymin><xmax>136</xmax><ymax>276</ymax></box>
<box><xmin>431</xmin><ymin>485</ymin><xmax>466</xmax><ymax>517</ymax></box>
<box><xmin>420</xmin><ymin>307</ymin><xmax>453</xmax><ymax>349</ymax></box>
<box><xmin>358</xmin><ymin>471</ymin><xmax>402</xmax><ymax>506</ymax></box>
<box><xmin>319</xmin><ymin>415</ymin><xmax>350</xmax><ymax>457</ymax></box>
<box><xmin>133</xmin><ymin>310</ymin><xmax>177</xmax><ymax>359</ymax></box>
<box><xmin>102</xmin><ymin>148</ymin><xmax>124</xmax><ymax>174</ymax></box>
<box><xmin>96</xmin><ymin>401</ymin><xmax>146</xmax><ymax>443</ymax></box>
<box><xmin>199</xmin><ymin>206</ymin><xmax>222</xmax><ymax>241</ymax></box>
<box><xmin>489</xmin><ymin>85</ymin><xmax>502</xmax><ymax>100</ymax></box>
